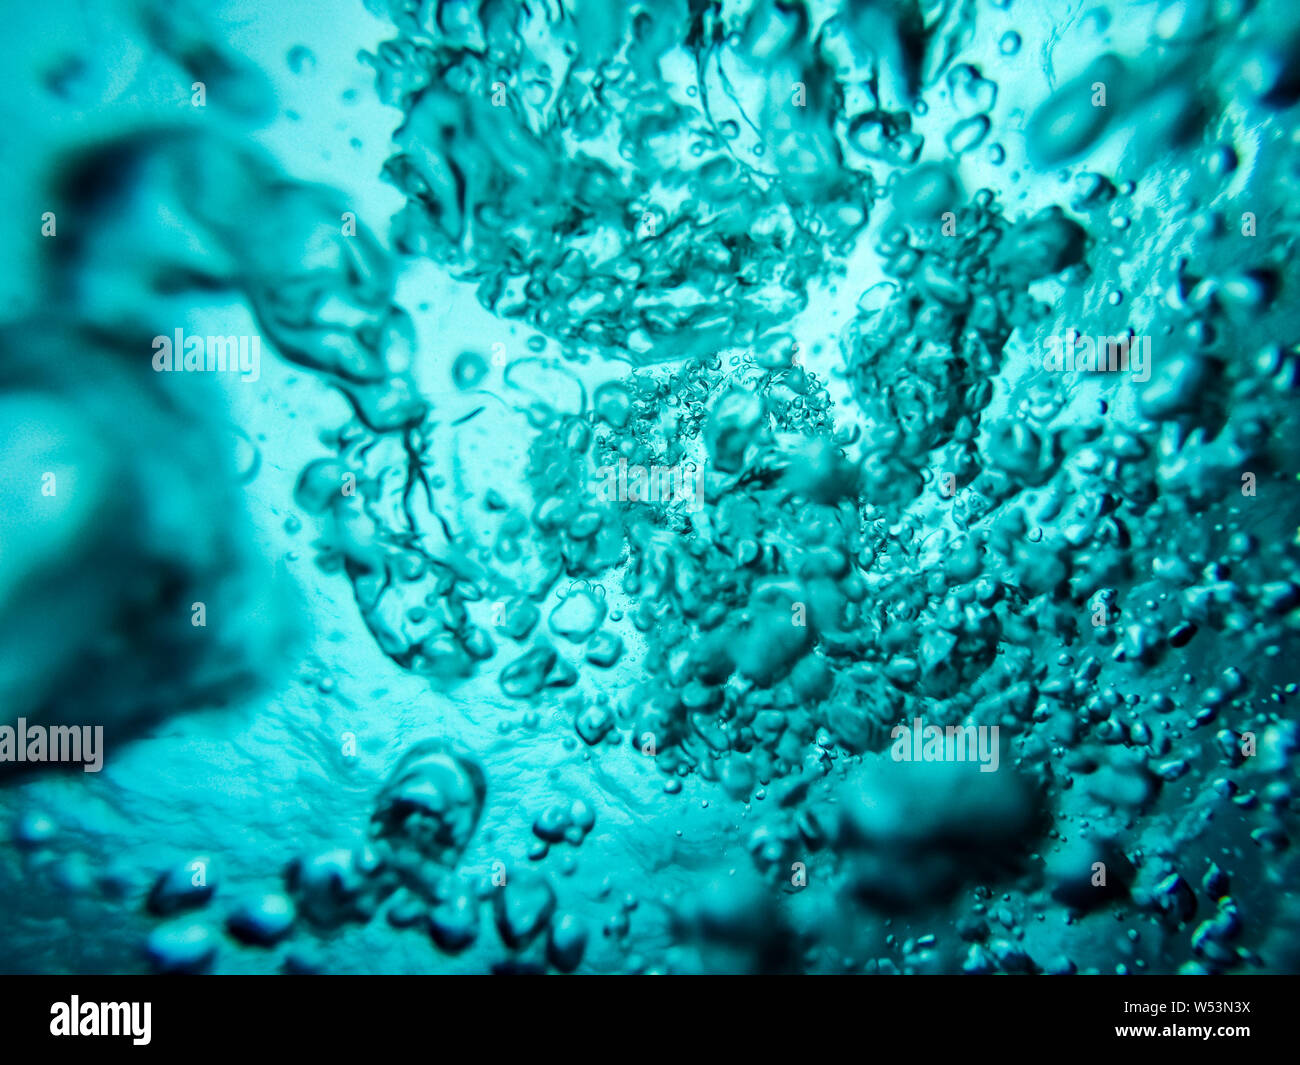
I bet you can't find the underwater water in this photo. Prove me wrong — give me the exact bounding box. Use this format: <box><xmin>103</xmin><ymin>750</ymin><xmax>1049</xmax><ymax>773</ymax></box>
<box><xmin>0</xmin><ymin>0</ymin><xmax>1298</xmax><ymax>978</ymax></box>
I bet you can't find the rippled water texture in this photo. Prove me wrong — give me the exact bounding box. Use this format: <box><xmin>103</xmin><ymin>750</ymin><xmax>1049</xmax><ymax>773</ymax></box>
<box><xmin>1</xmin><ymin>0</ymin><xmax>1299</xmax><ymax>974</ymax></box>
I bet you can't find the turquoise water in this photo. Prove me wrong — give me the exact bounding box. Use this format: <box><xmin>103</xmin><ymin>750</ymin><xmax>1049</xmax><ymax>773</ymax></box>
<box><xmin>0</xmin><ymin>0</ymin><xmax>1298</xmax><ymax>974</ymax></box>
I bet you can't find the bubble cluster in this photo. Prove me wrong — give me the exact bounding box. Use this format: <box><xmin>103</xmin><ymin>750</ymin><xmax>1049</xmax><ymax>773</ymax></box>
<box><xmin>2</xmin><ymin>0</ymin><xmax>1299</xmax><ymax>977</ymax></box>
